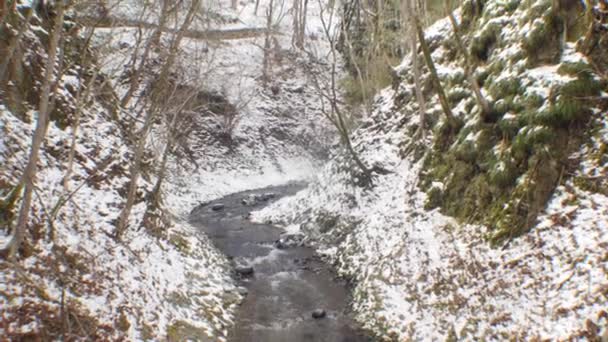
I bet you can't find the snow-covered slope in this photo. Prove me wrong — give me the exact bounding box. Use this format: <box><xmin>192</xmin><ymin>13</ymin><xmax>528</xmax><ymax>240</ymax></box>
<box><xmin>1</xmin><ymin>0</ymin><xmax>336</xmax><ymax>340</ymax></box>
<box><xmin>253</xmin><ymin>1</ymin><xmax>608</xmax><ymax>340</ymax></box>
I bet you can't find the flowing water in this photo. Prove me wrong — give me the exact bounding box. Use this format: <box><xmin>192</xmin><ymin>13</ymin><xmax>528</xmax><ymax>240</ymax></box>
<box><xmin>190</xmin><ymin>183</ymin><xmax>371</xmax><ymax>342</ymax></box>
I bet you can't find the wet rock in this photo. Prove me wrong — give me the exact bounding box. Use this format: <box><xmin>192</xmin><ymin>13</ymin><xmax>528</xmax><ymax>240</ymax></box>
<box><xmin>312</xmin><ymin>309</ymin><xmax>326</xmax><ymax>319</ymax></box>
<box><xmin>270</xmin><ymin>84</ymin><xmax>280</xmax><ymax>95</ymax></box>
<box><xmin>261</xmin><ymin>192</ymin><xmax>276</xmax><ymax>201</ymax></box>
<box><xmin>290</xmin><ymin>85</ymin><xmax>305</xmax><ymax>93</ymax></box>
<box><xmin>236</xmin><ymin>287</ymin><xmax>249</xmax><ymax>296</ymax></box>
<box><xmin>211</xmin><ymin>203</ymin><xmax>225</xmax><ymax>211</ymax></box>
<box><xmin>235</xmin><ymin>265</ymin><xmax>254</xmax><ymax>277</ymax></box>
<box><xmin>241</xmin><ymin>194</ymin><xmax>259</xmax><ymax>206</ymax></box>
<box><xmin>275</xmin><ymin>233</ymin><xmax>305</xmax><ymax>249</ymax></box>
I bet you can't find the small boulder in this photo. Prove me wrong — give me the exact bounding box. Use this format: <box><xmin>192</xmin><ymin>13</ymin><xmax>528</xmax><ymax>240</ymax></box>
<box><xmin>312</xmin><ymin>309</ymin><xmax>326</xmax><ymax>319</ymax></box>
<box><xmin>211</xmin><ymin>203</ymin><xmax>225</xmax><ymax>211</ymax></box>
<box><xmin>270</xmin><ymin>84</ymin><xmax>280</xmax><ymax>95</ymax></box>
<box><xmin>261</xmin><ymin>193</ymin><xmax>276</xmax><ymax>201</ymax></box>
<box><xmin>235</xmin><ymin>265</ymin><xmax>254</xmax><ymax>277</ymax></box>
<box><xmin>241</xmin><ymin>194</ymin><xmax>259</xmax><ymax>206</ymax></box>
<box><xmin>275</xmin><ymin>233</ymin><xmax>305</xmax><ymax>249</ymax></box>
<box><xmin>236</xmin><ymin>287</ymin><xmax>249</xmax><ymax>296</ymax></box>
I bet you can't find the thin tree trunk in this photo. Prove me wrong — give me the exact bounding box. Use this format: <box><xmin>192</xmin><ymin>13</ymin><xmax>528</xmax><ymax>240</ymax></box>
<box><xmin>315</xmin><ymin>0</ymin><xmax>370</xmax><ymax>179</ymax></box>
<box><xmin>292</xmin><ymin>0</ymin><xmax>300</xmax><ymax>47</ymax></box>
<box><xmin>0</xmin><ymin>2</ymin><xmax>36</xmax><ymax>82</ymax></box>
<box><xmin>445</xmin><ymin>1</ymin><xmax>491</xmax><ymax>121</ymax></box>
<box><xmin>411</xmin><ymin>33</ymin><xmax>426</xmax><ymax>138</ymax></box>
<box><xmin>115</xmin><ymin>0</ymin><xmax>200</xmax><ymax>240</ymax></box>
<box><xmin>120</xmin><ymin>0</ymin><xmax>170</xmax><ymax>108</ymax></box>
<box><xmin>402</xmin><ymin>0</ymin><xmax>427</xmax><ymax>138</ymax></box>
<box><xmin>415</xmin><ymin>16</ymin><xmax>456</xmax><ymax>126</ymax></box>
<box><xmin>64</xmin><ymin>62</ymin><xmax>101</xmax><ymax>192</ymax></box>
<box><xmin>3</xmin><ymin>1</ymin><xmax>65</xmax><ymax>259</ymax></box>
<box><xmin>262</xmin><ymin>0</ymin><xmax>274</xmax><ymax>85</ymax></box>
<box><xmin>299</xmin><ymin>0</ymin><xmax>308</xmax><ymax>47</ymax></box>
<box><xmin>0</xmin><ymin>0</ymin><xmax>17</xmax><ymax>27</ymax></box>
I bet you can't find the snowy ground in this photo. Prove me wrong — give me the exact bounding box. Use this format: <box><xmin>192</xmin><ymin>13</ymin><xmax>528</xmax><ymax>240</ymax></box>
<box><xmin>1</xmin><ymin>0</ymin><xmax>337</xmax><ymax>340</ymax></box>
<box><xmin>252</xmin><ymin>3</ymin><xmax>608</xmax><ymax>340</ymax></box>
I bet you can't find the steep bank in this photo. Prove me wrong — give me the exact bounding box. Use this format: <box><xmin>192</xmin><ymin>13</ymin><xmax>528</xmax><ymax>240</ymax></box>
<box><xmin>254</xmin><ymin>0</ymin><xmax>608</xmax><ymax>340</ymax></box>
<box><xmin>0</xmin><ymin>0</ymin><xmax>335</xmax><ymax>340</ymax></box>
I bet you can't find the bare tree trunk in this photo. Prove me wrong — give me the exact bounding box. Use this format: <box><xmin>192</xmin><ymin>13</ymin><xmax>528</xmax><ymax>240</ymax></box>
<box><xmin>3</xmin><ymin>1</ymin><xmax>65</xmax><ymax>259</ymax></box>
<box><xmin>299</xmin><ymin>0</ymin><xmax>308</xmax><ymax>47</ymax></box>
<box><xmin>115</xmin><ymin>0</ymin><xmax>200</xmax><ymax>240</ymax></box>
<box><xmin>312</xmin><ymin>0</ymin><xmax>371</xmax><ymax>181</ymax></box>
<box><xmin>0</xmin><ymin>2</ymin><xmax>36</xmax><ymax>82</ymax></box>
<box><xmin>63</xmin><ymin>53</ymin><xmax>100</xmax><ymax>193</ymax></box>
<box><xmin>414</xmin><ymin>16</ymin><xmax>456</xmax><ymax>126</ymax></box>
<box><xmin>120</xmin><ymin>0</ymin><xmax>171</xmax><ymax>108</ymax></box>
<box><xmin>292</xmin><ymin>0</ymin><xmax>300</xmax><ymax>47</ymax></box>
<box><xmin>343</xmin><ymin>28</ymin><xmax>370</xmax><ymax>112</ymax></box>
<box><xmin>262</xmin><ymin>0</ymin><xmax>274</xmax><ymax>85</ymax></box>
<box><xmin>411</xmin><ymin>33</ymin><xmax>426</xmax><ymax>137</ymax></box>
<box><xmin>445</xmin><ymin>0</ymin><xmax>491</xmax><ymax>121</ymax></box>
<box><xmin>254</xmin><ymin>0</ymin><xmax>261</xmax><ymax>15</ymax></box>
<box><xmin>401</xmin><ymin>0</ymin><xmax>427</xmax><ymax>138</ymax></box>
<box><xmin>231</xmin><ymin>0</ymin><xmax>237</xmax><ymax>10</ymax></box>
<box><xmin>0</xmin><ymin>0</ymin><xmax>17</xmax><ymax>27</ymax></box>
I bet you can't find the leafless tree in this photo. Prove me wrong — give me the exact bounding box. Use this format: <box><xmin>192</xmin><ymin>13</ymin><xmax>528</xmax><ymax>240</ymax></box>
<box><xmin>412</xmin><ymin>11</ymin><xmax>456</xmax><ymax>127</ymax></box>
<box><xmin>2</xmin><ymin>0</ymin><xmax>66</xmax><ymax>259</ymax></box>
<box><xmin>308</xmin><ymin>0</ymin><xmax>371</xmax><ymax>181</ymax></box>
<box><xmin>401</xmin><ymin>0</ymin><xmax>427</xmax><ymax>138</ymax></box>
<box><xmin>262</xmin><ymin>0</ymin><xmax>275</xmax><ymax>84</ymax></box>
<box><xmin>115</xmin><ymin>0</ymin><xmax>201</xmax><ymax>240</ymax></box>
<box><xmin>445</xmin><ymin>0</ymin><xmax>491</xmax><ymax>121</ymax></box>
<box><xmin>292</xmin><ymin>0</ymin><xmax>308</xmax><ymax>48</ymax></box>
<box><xmin>120</xmin><ymin>0</ymin><xmax>169</xmax><ymax>108</ymax></box>
<box><xmin>0</xmin><ymin>0</ymin><xmax>17</xmax><ymax>29</ymax></box>
<box><xmin>0</xmin><ymin>1</ymin><xmax>37</xmax><ymax>82</ymax></box>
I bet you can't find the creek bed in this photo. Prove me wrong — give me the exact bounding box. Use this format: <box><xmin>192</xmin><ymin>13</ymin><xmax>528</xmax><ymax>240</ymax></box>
<box><xmin>190</xmin><ymin>183</ymin><xmax>371</xmax><ymax>342</ymax></box>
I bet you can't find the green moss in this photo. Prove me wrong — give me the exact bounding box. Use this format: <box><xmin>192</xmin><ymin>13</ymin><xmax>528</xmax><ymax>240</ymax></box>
<box><xmin>441</xmin><ymin>160</ymin><xmax>477</xmax><ymax>218</ymax></box>
<box><xmin>531</xmin><ymin>77</ymin><xmax>602</xmax><ymax>128</ymax></box>
<box><xmin>445</xmin><ymin>174</ymin><xmax>493</xmax><ymax>221</ymax></box>
<box><xmin>447</xmin><ymin>87</ymin><xmax>470</xmax><ymax>106</ymax></box>
<box><xmin>503</xmin><ymin>0</ymin><xmax>521</xmax><ymax>13</ymax></box>
<box><xmin>453</xmin><ymin>140</ymin><xmax>478</xmax><ymax>163</ymax></box>
<box><xmin>521</xmin><ymin>0</ymin><xmax>552</xmax><ymax>23</ymax></box>
<box><xmin>558</xmin><ymin>61</ymin><xmax>595</xmax><ymax>79</ymax></box>
<box><xmin>498</xmin><ymin>113</ymin><xmax>521</xmax><ymax>138</ymax></box>
<box><xmin>470</xmin><ymin>22</ymin><xmax>501</xmax><ymax>62</ymax></box>
<box><xmin>489</xmin><ymin>77</ymin><xmax>522</xmax><ymax>99</ymax></box>
<box><xmin>573</xmin><ymin>176</ymin><xmax>608</xmax><ymax>195</ymax></box>
<box><xmin>424</xmin><ymin>185</ymin><xmax>444</xmax><ymax>210</ymax></box>
<box><xmin>488</xmin><ymin>158</ymin><xmax>519</xmax><ymax>188</ymax></box>
<box><xmin>522</xmin><ymin>10</ymin><xmax>563</xmax><ymax>65</ymax></box>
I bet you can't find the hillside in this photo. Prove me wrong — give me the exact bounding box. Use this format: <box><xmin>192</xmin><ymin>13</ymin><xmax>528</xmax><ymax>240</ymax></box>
<box><xmin>254</xmin><ymin>0</ymin><xmax>608</xmax><ymax>340</ymax></box>
<box><xmin>0</xmin><ymin>0</ymin><xmax>334</xmax><ymax>340</ymax></box>
<box><xmin>1</xmin><ymin>0</ymin><xmax>607</xmax><ymax>340</ymax></box>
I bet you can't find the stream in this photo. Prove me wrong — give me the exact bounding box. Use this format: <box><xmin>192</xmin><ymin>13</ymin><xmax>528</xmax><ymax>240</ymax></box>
<box><xmin>189</xmin><ymin>183</ymin><xmax>371</xmax><ymax>342</ymax></box>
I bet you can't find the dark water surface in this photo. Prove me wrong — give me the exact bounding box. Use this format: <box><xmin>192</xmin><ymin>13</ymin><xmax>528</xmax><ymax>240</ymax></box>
<box><xmin>190</xmin><ymin>183</ymin><xmax>371</xmax><ymax>342</ymax></box>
